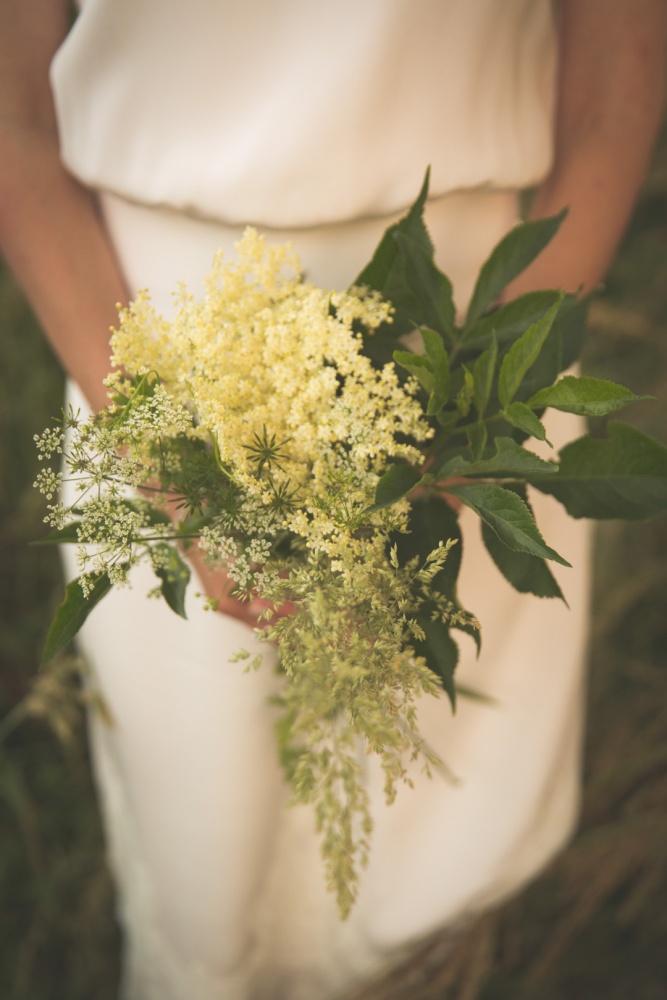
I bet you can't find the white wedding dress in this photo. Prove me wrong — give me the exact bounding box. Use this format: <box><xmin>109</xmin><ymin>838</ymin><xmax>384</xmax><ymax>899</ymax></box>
<box><xmin>51</xmin><ymin>3</ymin><xmax>591</xmax><ymax>998</ymax></box>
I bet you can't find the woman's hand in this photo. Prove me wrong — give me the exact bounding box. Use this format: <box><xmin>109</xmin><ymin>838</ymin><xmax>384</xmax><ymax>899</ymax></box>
<box><xmin>149</xmin><ymin>487</ymin><xmax>295</xmax><ymax>630</ymax></box>
<box><xmin>185</xmin><ymin>544</ymin><xmax>296</xmax><ymax>630</ymax></box>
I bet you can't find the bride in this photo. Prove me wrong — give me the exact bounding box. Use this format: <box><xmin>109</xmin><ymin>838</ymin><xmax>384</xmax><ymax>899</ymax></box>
<box><xmin>1</xmin><ymin>2</ymin><xmax>665</xmax><ymax>998</ymax></box>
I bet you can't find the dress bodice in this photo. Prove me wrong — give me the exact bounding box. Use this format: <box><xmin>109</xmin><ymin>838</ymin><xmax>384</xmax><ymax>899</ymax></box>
<box><xmin>51</xmin><ymin>0</ymin><xmax>557</xmax><ymax>228</ymax></box>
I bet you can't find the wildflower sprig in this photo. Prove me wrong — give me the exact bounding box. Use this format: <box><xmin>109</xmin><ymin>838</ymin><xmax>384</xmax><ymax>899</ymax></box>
<box><xmin>35</xmin><ymin>173</ymin><xmax>667</xmax><ymax>917</ymax></box>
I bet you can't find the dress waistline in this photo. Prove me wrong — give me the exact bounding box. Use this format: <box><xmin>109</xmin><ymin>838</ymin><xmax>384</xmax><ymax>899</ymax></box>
<box><xmin>99</xmin><ymin>186</ymin><xmax>520</xmax><ymax>315</ymax></box>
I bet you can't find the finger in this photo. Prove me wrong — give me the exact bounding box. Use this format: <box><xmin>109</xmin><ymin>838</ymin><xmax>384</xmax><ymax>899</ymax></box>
<box><xmin>215</xmin><ymin>596</ymin><xmax>261</xmax><ymax>628</ymax></box>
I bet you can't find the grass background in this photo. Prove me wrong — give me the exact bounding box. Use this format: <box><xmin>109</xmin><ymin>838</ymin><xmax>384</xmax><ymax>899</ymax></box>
<box><xmin>1</xmin><ymin>126</ymin><xmax>666</xmax><ymax>998</ymax></box>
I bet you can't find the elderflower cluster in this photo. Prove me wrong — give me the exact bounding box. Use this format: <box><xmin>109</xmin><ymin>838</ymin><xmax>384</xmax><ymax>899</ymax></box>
<box><xmin>111</xmin><ymin>228</ymin><xmax>432</xmax><ymax>509</ymax></box>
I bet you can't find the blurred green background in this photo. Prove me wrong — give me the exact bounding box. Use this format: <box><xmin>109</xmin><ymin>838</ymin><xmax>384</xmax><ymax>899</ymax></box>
<box><xmin>1</xmin><ymin>127</ymin><xmax>666</xmax><ymax>998</ymax></box>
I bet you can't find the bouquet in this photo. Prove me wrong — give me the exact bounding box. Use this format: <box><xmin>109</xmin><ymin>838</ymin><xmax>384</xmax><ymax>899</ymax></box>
<box><xmin>35</xmin><ymin>174</ymin><xmax>667</xmax><ymax>916</ymax></box>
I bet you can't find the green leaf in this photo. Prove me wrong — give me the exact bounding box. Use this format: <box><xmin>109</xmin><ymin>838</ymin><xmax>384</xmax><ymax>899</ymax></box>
<box><xmin>355</xmin><ymin>171</ymin><xmax>456</xmax><ymax>340</ymax></box>
<box><xmin>109</xmin><ymin>370</ymin><xmax>160</xmax><ymax>427</ymax></box>
<box><xmin>421</xmin><ymin>327</ymin><xmax>451</xmax><ymax>413</ymax></box>
<box><xmin>461</xmin><ymin>290</ymin><xmax>563</xmax><ymax>351</ymax></box>
<box><xmin>135</xmin><ymin>370</ymin><xmax>160</xmax><ymax>396</ymax></box>
<box><xmin>395</xmin><ymin>231</ymin><xmax>457</xmax><ymax>340</ymax></box>
<box><xmin>455</xmin><ymin>367</ymin><xmax>474</xmax><ymax>417</ymax></box>
<box><xmin>356</xmin><ymin>169</ymin><xmax>433</xmax><ymax>292</ymax></box>
<box><xmin>463</xmin><ymin>436</ymin><xmax>557</xmax><ymax>478</ymax></box>
<box><xmin>529</xmin><ymin>422</ymin><xmax>667</xmax><ymax>520</ymax></box>
<box><xmin>504</xmin><ymin>401</ymin><xmax>549</xmax><ymax>443</ymax></box>
<box><xmin>125</xmin><ymin>500</ymin><xmax>173</xmax><ymax>527</ymax></box>
<box><xmin>363</xmin><ymin>332</ymin><xmax>402</xmax><ymax>370</ymax></box>
<box><xmin>436</xmin><ymin>408</ymin><xmax>462</xmax><ymax>429</ymax></box>
<box><xmin>433</xmin><ymin>453</ymin><xmax>471</xmax><ymax>478</ymax></box>
<box><xmin>31</xmin><ymin>522</ymin><xmax>81</xmax><ymax>545</ymax></box>
<box><xmin>435</xmin><ymin>437</ymin><xmax>556</xmax><ymax>479</ymax></box>
<box><xmin>394</xmin><ymin>498</ymin><xmax>481</xmax><ymax>657</ymax></box>
<box><xmin>481</xmin><ymin>520</ymin><xmax>565</xmax><ymax>600</ymax></box>
<box><xmin>526</xmin><ymin>375</ymin><xmax>652</xmax><ymax>417</ymax></box>
<box><xmin>466</xmin><ymin>211</ymin><xmax>566</xmax><ymax>326</ymax></box>
<box><xmin>553</xmin><ymin>294</ymin><xmax>589</xmax><ymax>371</ymax></box>
<box><xmin>153</xmin><ymin>544</ymin><xmax>190</xmax><ymax>619</ymax></box>
<box><xmin>366</xmin><ymin>463</ymin><xmax>423</xmax><ymax>512</ymax></box>
<box><xmin>460</xmin><ymin>294</ymin><xmax>587</xmax><ymax>402</ymax></box>
<box><xmin>394</xmin><ymin>496</ymin><xmax>462</xmax><ymax>596</ymax></box>
<box><xmin>515</xmin><ymin>317</ymin><xmax>562</xmax><ymax>401</ymax></box>
<box><xmin>471</xmin><ymin>334</ymin><xmax>497</xmax><ymax>418</ymax></box>
<box><xmin>466</xmin><ymin>422</ymin><xmax>488</xmax><ymax>460</ymax></box>
<box><xmin>516</xmin><ymin>296</ymin><xmax>590</xmax><ymax>399</ymax></box>
<box><xmin>446</xmin><ymin>482</ymin><xmax>571</xmax><ymax>566</ymax></box>
<box><xmin>412</xmin><ymin>616</ymin><xmax>459</xmax><ymax>711</ymax></box>
<box><xmin>393</xmin><ymin>498</ymin><xmax>477</xmax><ymax>708</ymax></box>
<box><xmin>497</xmin><ymin>298</ymin><xmax>562</xmax><ymax>409</ymax></box>
<box><xmin>41</xmin><ymin>574</ymin><xmax>113</xmax><ymax>666</ymax></box>
<box><xmin>393</xmin><ymin>350</ymin><xmax>434</xmax><ymax>393</ymax></box>
<box><xmin>455</xmin><ymin>683</ymin><xmax>499</xmax><ymax>706</ymax></box>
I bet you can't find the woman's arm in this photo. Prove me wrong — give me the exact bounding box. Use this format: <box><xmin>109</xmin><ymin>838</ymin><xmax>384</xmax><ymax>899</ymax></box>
<box><xmin>0</xmin><ymin>1</ymin><xmax>264</xmax><ymax>625</ymax></box>
<box><xmin>0</xmin><ymin>0</ymin><xmax>127</xmax><ymax>411</ymax></box>
<box><xmin>507</xmin><ymin>0</ymin><xmax>667</xmax><ymax>298</ymax></box>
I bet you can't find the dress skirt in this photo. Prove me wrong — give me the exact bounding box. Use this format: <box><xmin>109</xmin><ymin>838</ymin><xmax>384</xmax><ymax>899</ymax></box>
<box><xmin>61</xmin><ymin>187</ymin><xmax>590</xmax><ymax>1000</ymax></box>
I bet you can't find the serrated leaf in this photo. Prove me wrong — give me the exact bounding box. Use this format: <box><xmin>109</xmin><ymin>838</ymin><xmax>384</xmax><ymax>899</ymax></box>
<box><xmin>504</xmin><ymin>401</ymin><xmax>549</xmax><ymax>442</ymax></box>
<box><xmin>452</xmin><ymin>613</ymin><xmax>482</xmax><ymax>655</ymax></box>
<box><xmin>463</xmin><ymin>437</ymin><xmax>557</xmax><ymax>477</ymax></box>
<box><xmin>516</xmin><ymin>295</ymin><xmax>590</xmax><ymax>401</ymax></box>
<box><xmin>393</xmin><ymin>498</ymin><xmax>479</xmax><ymax>663</ymax></box>
<box><xmin>516</xmin><ymin>317</ymin><xmax>562</xmax><ymax>401</ymax></box>
<box><xmin>461</xmin><ymin>290</ymin><xmax>564</xmax><ymax>351</ymax></box>
<box><xmin>135</xmin><ymin>370</ymin><xmax>160</xmax><ymax>396</ymax></box>
<box><xmin>393</xmin><ymin>496</ymin><xmax>462</xmax><ymax>596</ymax></box>
<box><xmin>356</xmin><ymin>169</ymin><xmax>433</xmax><ymax>290</ymax></box>
<box><xmin>412</xmin><ymin>616</ymin><xmax>458</xmax><ymax>711</ymax></box>
<box><xmin>481</xmin><ymin>520</ymin><xmax>565</xmax><ymax>600</ymax></box>
<box><xmin>466</xmin><ymin>211</ymin><xmax>566</xmax><ymax>326</ymax></box>
<box><xmin>393</xmin><ymin>350</ymin><xmax>434</xmax><ymax>393</ymax></box>
<box><xmin>446</xmin><ymin>483</ymin><xmax>571</xmax><ymax>566</ymax></box>
<box><xmin>553</xmin><ymin>294</ymin><xmax>589</xmax><ymax>371</ymax></box>
<box><xmin>153</xmin><ymin>544</ymin><xmax>190</xmax><ymax>618</ymax></box>
<box><xmin>125</xmin><ymin>500</ymin><xmax>173</xmax><ymax>526</ymax></box>
<box><xmin>41</xmin><ymin>574</ymin><xmax>113</xmax><ymax>666</ymax></box>
<box><xmin>460</xmin><ymin>294</ymin><xmax>587</xmax><ymax>403</ymax></box>
<box><xmin>421</xmin><ymin>327</ymin><xmax>450</xmax><ymax>413</ymax></box>
<box><xmin>31</xmin><ymin>522</ymin><xmax>81</xmax><ymax>545</ymax></box>
<box><xmin>366</xmin><ymin>463</ymin><xmax>423</xmax><ymax>512</ymax></box>
<box><xmin>394</xmin><ymin>231</ymin><xmax>456</xmax><ymax>341</ymax></box>
<box><xmin>498</xmin><ymin>299</ymin><xmax>562</xmax><ymax>408</ymax></box>
<box><xmin>436</xmin><ymin>437</ymin><xmax>556</xmax><ymax>479</ymax></box>
<box><xmin>455</xmin><ymin>367</ymin><xmax>474</xmax><ymax>417</ymax></box>
<box><xmin>363</xmin><ymin>236</ymin><xmax>454</xmax><ymax>340</ymax></box>
<box><xmin>466</xmin><ymin>422</ymin><xmax>488</xmax><ymax>460</ymax></box>
<box><xmin>455</xmin><ymin>683</ymin><xmax>499</xmax><ymax>706</ymax></box>
<box><xmin>436</xmin><ymin>409</ymin><xmax>461</xmax><ymax>429</ymax></box>
<box><xmin>355</xmin><ymin>170</ymin><xmax>456</xmax><ymax>341</ymax></box>
<box><xmin>529</xmin><ymin>422</ymin><xmax>667</xmax><ymax>519</ymax></box>
<box><xmin>433</xmin><ymin>453</ymin><xmax>471</xmax><ymax>478</ymax></box>
<box><xmin>471</xmin><ymin>334</ymin><xmax>497</xmax><ymax>418</ymax></box>
<box><xmin>526</xmin><ymin>375</ymin><xmax>652</xmax><ymax>417</ymax></box>
<box><xmin>110</xmin><ymin>370</ymin><xmax>160</xmax><ymax>427</ymax></box>
<box><xmin>363</xmin><ymin>331</ymin><xmax>403</xmax><ymax>370</ymax></box>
